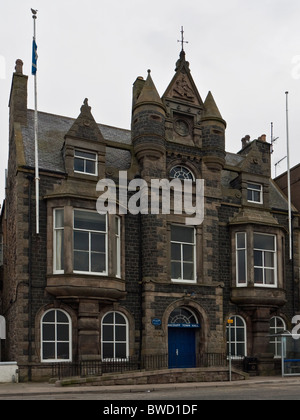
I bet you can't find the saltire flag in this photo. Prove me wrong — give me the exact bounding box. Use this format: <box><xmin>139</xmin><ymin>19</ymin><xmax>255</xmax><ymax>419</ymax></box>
<box><xmin>32</xmin><ymin>39</ymin><xmax>38</xmax><ymax>75</ymax></box>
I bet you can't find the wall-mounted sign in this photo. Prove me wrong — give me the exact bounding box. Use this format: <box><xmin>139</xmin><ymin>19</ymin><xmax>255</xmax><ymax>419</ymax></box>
<box><xmin>152</xmin><ymin>318</ymin><xmax>162</xmax><ymax>327</ymax></box>
<box><xmin>168</xmin><ymin>323</ymin><xmax>201</xmax><ymax>328</ymax></box>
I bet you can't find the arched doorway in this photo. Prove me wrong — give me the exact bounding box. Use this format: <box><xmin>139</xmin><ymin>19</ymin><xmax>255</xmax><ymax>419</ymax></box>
<box><xmin>168</xmin><ymin>307</ymin><xmax>200</xmax><ymax>368</ymax></box>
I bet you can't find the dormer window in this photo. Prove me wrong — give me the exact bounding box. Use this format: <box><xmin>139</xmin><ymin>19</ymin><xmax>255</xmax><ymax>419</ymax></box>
<box><xmin>247</xmin><ymin>183</ymin><xmax>263</xmax><ymax>204</ymax></box>
<box><xmin>74</xmin><ymin>149</ymin><xmax>97</xmax><ymax>176</ymax></box>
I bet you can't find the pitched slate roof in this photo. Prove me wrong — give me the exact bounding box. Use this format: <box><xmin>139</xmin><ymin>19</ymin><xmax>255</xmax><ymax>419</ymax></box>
<box><xmin>21</xmin><ymin>110</ymin><xmax>132</xmax><ymax>173</ymax></box>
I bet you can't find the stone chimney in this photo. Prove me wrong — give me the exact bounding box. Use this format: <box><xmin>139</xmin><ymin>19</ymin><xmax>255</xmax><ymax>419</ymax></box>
<box><xmin>241</xmin><ymin>135</ymin><xmax>251</xmax><ymax>149</ymax></box>
<box><xmin>9</xmin><ymin>59</ymin><xmax>28</xmax><ymax>127</ymax></box>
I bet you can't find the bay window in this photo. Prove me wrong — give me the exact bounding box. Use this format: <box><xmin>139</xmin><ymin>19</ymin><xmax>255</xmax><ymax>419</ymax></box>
<box><xmin>53</xmin><ymin>208</ymin><xmax>122</xmax><ymax>277</ymax></box>
<box><xmin>235</xmin><ymin>231</ymin><xmax>279</xmax><ymax>288</ymax></box>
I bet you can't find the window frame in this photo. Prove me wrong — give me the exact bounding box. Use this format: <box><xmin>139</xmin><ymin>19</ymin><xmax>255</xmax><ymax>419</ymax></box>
<box><xmin>101</xmin><ymin>311</ymin><xmax>129</xmax><ymax>361</ymax></box>
<box><xmin>236</xmin><ymin>232</ymin><xmax>247</xmax><ymax>287</ymax></box>
<box><xmin>115</xmin><ymin>216</ymin><xmax>121</xmax><ymax>278</ymax></box>
<box><xmin>53</xmin><ymin>209</ymin><xmax>64</xmax><ymax>274</ymax></box>
<box><xmin>253</xmin><ymin>233</ymin><xmax>277</xmax><ymax>288</ymax></box>
<box><xmin>169</xmin><ymin>165</ymin><xmax>195</xmax><ymax>181</ymax></box>
<box><xmin>247</xmin><ymin>183</ymin><xmax>263</xmax><ymax>204</ymax></box>
<box><xmin>234</xmin><ymin>230</ymin><xmax>279</xmax><ymax>289</ymax></box>
<box><xmin>0</xmin><ymin>234</ymin><xmax>3</xmax><ymax>266</ymax></box>
<box><xmin>227</xmin><ymin>316</ymin><xmax>247</xmax><ymax>359</ymax></box>
<box><xmin>270</xmin><ymin>316</ymin><xmax>286</xmax><ymax>358</ymax></box>
<box><xmin>74</xmin><ymin>149</ymin><xmax>98</xmax><ymax>176</ymax></box>
<box><xmin>73</xmin><ymin>209</ymin><xmax>108</xmax><ymax>276</ymax></box>
<box><xmin>171</xmin><ymin>225</ymin><xmax>196</xmax><ymax>284</ymax></box>
<box><xmin>41</xmin><ymin>309</ymin><xmax>72</xmax><ymax>363</ymax></box>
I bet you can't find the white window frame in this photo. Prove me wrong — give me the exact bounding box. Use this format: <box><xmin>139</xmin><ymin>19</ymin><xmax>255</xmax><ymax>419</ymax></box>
<box><xmin>171</xmin><ymin>225</ymin><xmax>196</xmax><ymax>284</ymax></box>
<box><xmin>0</xmin><ymin>234</ymin><xmax>3</xmax><ymax>266</ymax></box>
<box><xmin>169</xmin><ymin>165</ymin><xmax>195</xmax><ymax>181</ymax></box>
<box><xmin>236</xmin><ymin>232</ymin><xmax>247</xmax><ymax>287</ymax></box>
<box><xmin>74</xmin><ymin>149</ymin><xmax>98</xmax><ymax>176</ymax></box>
<box><xmin>254</xmin><ymin>233</ymin><xmax>277</xmax><ymax>288</ymax></box>
<box><xmin>41</xmin><ymin>309</ymin><xmax>72</xmax><ymax>363</ymax></box>
<box><xmin>101</xmin><ymin>311</ymin><xmax>129</xmax><ymax>361</ymax></box>
<box><xmin>115</xmin><ymin>216</ymin><xmax>121</xmax><ymax>278</ymax></box>
<box><xmin>270</xmin><ymin>316</ymin><xmax>286</xmax><ymax>358</ymax></box>
<box><xmin>53</xmin><ymin>209</ymin><xmax>64</xmax><ymax>274</ymax></box>
<box><xmin>227</xmin><ymin>316</ymin><xmax>247</xmax><ymax>358</ymax></box>
<box><xmin>247</xmin><ymin>183</ymin><xmax>263</xmax><ymax>204</ymax></box>
<box><xmin>73</xmin><ymin>209</ymin><xmax>108</xmax><ymax>276</ymax></box>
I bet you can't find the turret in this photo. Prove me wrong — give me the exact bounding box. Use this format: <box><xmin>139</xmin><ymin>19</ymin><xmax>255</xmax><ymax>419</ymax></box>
<box><xmin>201</xmin><ymin>91</ymin><xmax>226</xmax><ymax>171</ymax></box>
<box><xmin>132</xmin><ymin>70</ymin><xmax>166</xmax><ymax>178</ymax></box>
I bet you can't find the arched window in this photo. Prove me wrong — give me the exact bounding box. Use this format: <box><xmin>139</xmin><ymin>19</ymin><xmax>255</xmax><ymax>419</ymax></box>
<box><xmin>168</xmin><ymin>307</ymin><xmax>198</xmax><ymax>326</ymax></box>
<box><xmin>41</xmin><ymin>309</ymin><xmax>72</xmax><ymax>362</ymax></box>
<box><xmin>101</xmin><ymin>312</ymin><xmax>128</xmax><ymax>360</ymax></box>
<box><xmin>270</xmin><ymin>316</ymin><xmax>286</xmax><ymax>358</ymax></box>
<box><xmin>226</xmin><ymin>316</ymin><xmax>247</xmax><ymax>358</ymax></box>
<box><xmin>169</xmin><ymin>166</ymin><xmax>195</xmax><ymax>181</ymax></box>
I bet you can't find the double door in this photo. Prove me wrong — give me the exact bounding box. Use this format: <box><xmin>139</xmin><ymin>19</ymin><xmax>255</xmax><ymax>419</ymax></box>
<box><xmin>168</xmin><ymin>327</ymin><xmax>196</xmax><ymax>368</ymax></box>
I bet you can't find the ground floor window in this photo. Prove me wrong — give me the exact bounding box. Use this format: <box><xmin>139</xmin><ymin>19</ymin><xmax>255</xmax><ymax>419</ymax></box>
<box><xmin>270</xmin><ymin>316</ymin><xmax>286</xmax><ymax>357</ymax></box>
<box><xmin>227</xmin><ymin>316</ymin><xmax>247</xmax><ymax>358</ymax></box>
<box><xmin>101</xmin><ymin>312</ymin><xmax>128</xmax><ymax>360</ymax></box>
<box><xmin>41</xmin><ymin>309</ymin><xmax>71</xmax><ymax>362</ymax></box>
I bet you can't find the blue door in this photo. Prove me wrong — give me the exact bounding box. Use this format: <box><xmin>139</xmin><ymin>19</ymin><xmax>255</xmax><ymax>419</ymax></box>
<box><xmin>168</xmin><ymin>328</ymin><xmax>196</xmax><ymax>368</ymax></box>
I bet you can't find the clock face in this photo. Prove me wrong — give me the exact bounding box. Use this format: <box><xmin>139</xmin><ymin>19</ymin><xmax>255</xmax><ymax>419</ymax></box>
<box><xmin>174</xmin><ymin>119</ymin><xmax>190</xmax><ymax>137</ymax></box>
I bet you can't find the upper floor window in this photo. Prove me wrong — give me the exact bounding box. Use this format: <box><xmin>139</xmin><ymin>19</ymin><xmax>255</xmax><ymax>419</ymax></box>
<box><xmin>170</xmin><ymin>166</ymin><xmax>195</xmax><ymax>181</ymax></box>
<box><xmin>236</xmin><ymin>232</ymin><xmax>247</xmax><ymax>286</ymax></box>
<box><xmin>247</xmin><ymin>183</ymin><xmax>263</xmax><ymax>204</ymax></box>
<box><xmin>41</xmin><ymin>309</ymin><xmax>72</xmax><ymax>362</ymax></box>
<box><xmin>235</xmin><ymin>231</ymin><xmax>277</xmax><ymax>288</ymax></box>
<box><xmin>114</xmin><ymin>216</ymin><xmax>121</xmax><ymax>278</ymax></box>
<box><xmin>73</xmin><ymin>210</ymin><xmax>107</xmax><ymax>274</ymax></box>
<box><xmin>53</xmin><ymin>208</ymin><xmax>121</xmax><ymax>278</ymax></box>
<box><xmin>74</xmin><ymin>150</ymin><xmax>97</xmax><ymax>176</ymax></box>
<box><xmin>54</xmin><ymin>209</ymin><xmax>64</xmax><ymax>273</ymax></box>
<box><xmin>171</xmin><ymin>225</ymin><xmax>196</xmax><ymax>283</ymax></box>
<box><xmin>254</xmin><ymin>233</ymin><xmax>277</xmax><ymax>287</ymax></box>
<box><xmin>0</xmin><ymin>234</ymin><xmax>3</xmax><ymax>266</ymax></box>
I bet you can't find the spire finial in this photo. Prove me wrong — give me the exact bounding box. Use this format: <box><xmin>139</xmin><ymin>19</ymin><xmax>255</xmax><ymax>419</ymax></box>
<box><xmin>177</xmin><ymin>26</ymin><xmax>188</xmax><ymax>52</ymax></box>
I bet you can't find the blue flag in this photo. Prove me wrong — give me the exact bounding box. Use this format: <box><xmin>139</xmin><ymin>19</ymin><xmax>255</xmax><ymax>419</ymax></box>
<box><xmin>32</xmin><ymin>39</ymin><xmax>38</xmax><ymax>75</ymax></box>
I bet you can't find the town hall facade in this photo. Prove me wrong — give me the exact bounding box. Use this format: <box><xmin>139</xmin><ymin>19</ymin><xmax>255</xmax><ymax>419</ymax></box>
<box><xmin>0</xmin><ymin>50</ymin><xmax>299</xmax><ymax>380</ymax></box>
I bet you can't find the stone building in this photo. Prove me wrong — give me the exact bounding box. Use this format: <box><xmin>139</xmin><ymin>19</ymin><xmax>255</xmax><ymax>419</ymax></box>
<box><xmin>275</xmin><ymin>163</ymin><xmax>300</xmax><ymax>212</ymax></box>
<box><xmin>0</xmin><ymin>50</ymin><xmax>299</xmax><ymax>380</ymax></box>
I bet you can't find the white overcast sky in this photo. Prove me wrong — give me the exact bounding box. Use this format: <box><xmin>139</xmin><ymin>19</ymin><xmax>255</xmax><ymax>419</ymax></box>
<box><xmin>1</xmin><ymin>0</ymin><xmax>300</xmax><ymax>204</ymax></box>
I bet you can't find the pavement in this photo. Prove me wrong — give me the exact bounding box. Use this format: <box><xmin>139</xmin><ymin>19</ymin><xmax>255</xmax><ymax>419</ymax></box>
<box><xmin>1</xmin><ymin>375</ymin><xmax>300</xmax><ymax>398</ymax></box>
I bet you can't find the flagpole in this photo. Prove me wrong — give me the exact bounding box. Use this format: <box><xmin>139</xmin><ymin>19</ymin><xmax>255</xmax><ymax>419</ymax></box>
<box><xmin>32</xmin><ymin>9</ymin><xmax>39</xmax><ymax>234</ymax></box>
<box><xmin>285</xmin><ymin>91</ymin><xmax>292</xmax><ymax>260</ymax></box>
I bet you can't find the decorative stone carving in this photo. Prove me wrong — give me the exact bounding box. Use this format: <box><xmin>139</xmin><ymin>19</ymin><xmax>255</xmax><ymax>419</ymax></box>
<box><xmin>172</xmin><ymin>74</ymin><xmax>195</xmax><ymax>102</ymax></box>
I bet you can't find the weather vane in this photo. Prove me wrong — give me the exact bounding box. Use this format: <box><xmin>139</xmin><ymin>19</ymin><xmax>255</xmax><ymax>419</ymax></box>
<box><xmin>177</xmin><ymin>26</ymin><xmax>188</xmax><ymax>52</ymax></box>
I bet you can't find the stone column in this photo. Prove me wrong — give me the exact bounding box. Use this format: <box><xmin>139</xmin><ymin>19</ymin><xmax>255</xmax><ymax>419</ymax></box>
<box><xmin>252</xmin><ymin>307</ymin><xmax>275</xmax><ymax>375</ymax></box>
<box><xmin>78</xmin><ymin>300</ymin><xmax>100</xmax><ymax>360</ymax></box>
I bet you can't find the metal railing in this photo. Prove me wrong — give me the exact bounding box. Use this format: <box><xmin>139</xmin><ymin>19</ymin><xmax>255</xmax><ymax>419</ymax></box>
<box><xmin>52</xmin><ymin>353</ymin><xmax>230</xmax><ymax>380</ymax></box>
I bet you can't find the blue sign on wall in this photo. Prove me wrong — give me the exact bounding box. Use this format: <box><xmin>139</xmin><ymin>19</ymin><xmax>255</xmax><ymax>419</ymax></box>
<box><xmin>152</xmin><ymin>318</ymin><xmax>162</xmax><ymax>326</ymax></box>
